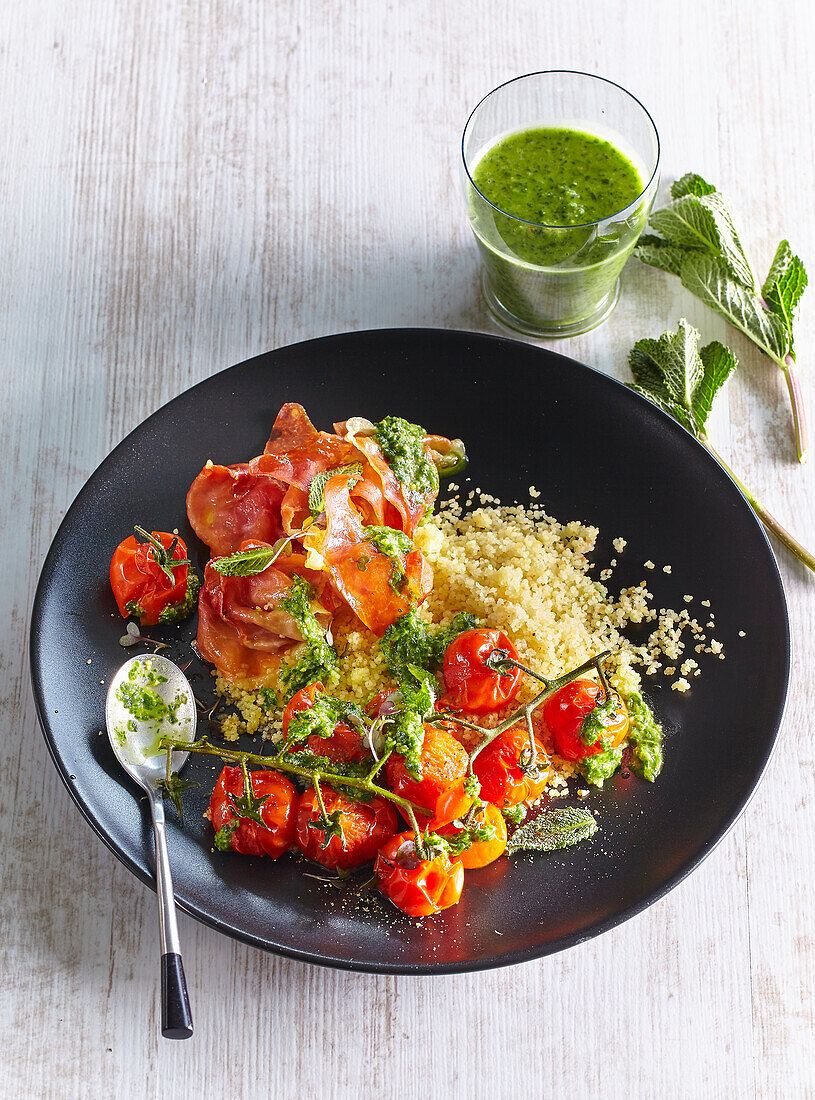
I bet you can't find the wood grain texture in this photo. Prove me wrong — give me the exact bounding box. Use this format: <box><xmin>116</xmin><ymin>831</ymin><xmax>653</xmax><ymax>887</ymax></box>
<box><xmin>2</xmin><ymin>0</ymin><xmax>814</xmax><ymax>1096</ymax></box>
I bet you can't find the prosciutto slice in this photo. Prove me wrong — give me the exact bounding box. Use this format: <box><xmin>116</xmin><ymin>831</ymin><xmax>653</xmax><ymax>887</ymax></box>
<box><xmin>186</xmin><ymin>462</ymin><xmax>286</xmax><ymax>557</ymax></box>
<box><xmin>196</xmin><ymin>543</ymin><xmax>331</xmax><ymax>688</ymax></box>
<box><xmin>259</xmin><ymin>403</ymin><xmax>397</xmax><ymax>533</ymax></box>
<box><xmin>333</xmin><ymin>420</ymin><xmax>430</xmax><ymax>537</ymax></box>
<box><xmin>305</xmin><ymin>474</ymin><xmax>433</xmax><ymax>635</ymax></box>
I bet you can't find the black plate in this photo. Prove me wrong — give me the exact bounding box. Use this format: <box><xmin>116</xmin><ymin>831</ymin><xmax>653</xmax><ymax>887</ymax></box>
<box><xmin>30</xmin><ymin>328</ymin><xmax>789</xmax><ymax>973</ymax></box>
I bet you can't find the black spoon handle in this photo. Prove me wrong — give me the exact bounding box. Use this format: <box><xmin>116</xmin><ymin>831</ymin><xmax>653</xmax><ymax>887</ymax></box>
<box><xmin>161</xmin><ymin>953</ymin><xmax>193</xmax><ymax>1039</ymax></box>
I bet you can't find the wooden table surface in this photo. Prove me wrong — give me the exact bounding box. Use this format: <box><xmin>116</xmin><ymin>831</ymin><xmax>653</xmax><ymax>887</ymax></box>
<box><xmin>3</xmin><ymin>1</ymin><xmax>814</xmax><ymax>1096</ymax></box>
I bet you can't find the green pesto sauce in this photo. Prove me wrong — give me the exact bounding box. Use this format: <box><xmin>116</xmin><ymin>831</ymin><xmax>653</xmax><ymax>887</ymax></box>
<box><xmin>363</xmin><ymin>525</ymin><xmax>413</xmax><ymax>593</ymax></box>
<box><xmin>374</xmin><ymin>416</ymin><xmax>439</xmax><ymax>504</ymax></box>
<box><xmin>472</xmin><ymin>127</ymin><xmax>643</xmax><ymax>266</ymax></box>
<box><xmin>116</xmin><ymin>661</ymin><xmax>185</xmax><ymax>725</ymax></box>
<box><xmin>278</xmin><ymin>576</ymin><xmax>339</xmax><ymax>699</ymax></box>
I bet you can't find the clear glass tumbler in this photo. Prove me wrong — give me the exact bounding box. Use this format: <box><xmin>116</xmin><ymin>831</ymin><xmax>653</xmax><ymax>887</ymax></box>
<box><xmin>461</xmin><ymin>71</ymin><xmax>660</xmax><ymax>337</ymax></box>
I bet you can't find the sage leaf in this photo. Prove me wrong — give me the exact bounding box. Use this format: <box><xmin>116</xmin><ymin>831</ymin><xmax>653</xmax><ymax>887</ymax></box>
<box><xmin>680</xmin><ymin>253</ymin><xmax>787</xmax><ymax>364</ymax></box>
<box><xmin>506</xmin><ymin>805</ymin><xmax>598</xmax><ymax>855</ymax></box>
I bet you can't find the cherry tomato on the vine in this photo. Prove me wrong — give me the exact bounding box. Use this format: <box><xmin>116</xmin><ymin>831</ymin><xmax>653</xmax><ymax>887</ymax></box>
<box><xmin>385</xmin><ymin>723</ymin><xmax>469</xmax><ymax>825</ymax></box>
<box><xmin>295</xmin><ymin>787</ymin><xmax>398</xmax><ymax>870</ymax></box>
<box><xmin>441</xmin><ymin>629</ymin><xmax>522</xmax><ymax>714</ymax></box>
<box><xmin>110</xmin><ymin>530</ymin><xmax>191</xmax><ymax>626</ymax></box>
<box><xmin>375</xmin><ymin>832</ymin><xmax>465</xmax><ymax>917</ymax></box>
<box><xmin>542</xmin><ymin>679</ymin><xmax>629</xmax><ymax>761</ymax></box>
<box><xmin>472</xmin><ymin>725</ymin><xmax>551</xmax><ymax>808</ymax></box>
<box><xmin>282</xmin><ymin>681</ymin><xmax>365</xmax><ymax>763</ymax></box>
<box><xmin>438</xmin><ymin>803</ymin><xmax>507</xmax><ymax>869</ymax></box>
<box><xmin>210</xmin><ymin>765</ymin><xmax>297</xmax><ymax>858</ymax></box>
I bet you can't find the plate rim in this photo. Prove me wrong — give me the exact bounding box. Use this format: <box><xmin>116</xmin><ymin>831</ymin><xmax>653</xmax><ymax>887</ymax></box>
<box><xmin>29</xmin><ymin>326</ymin><xmax>791</xmax><ymax>974</ymax></box>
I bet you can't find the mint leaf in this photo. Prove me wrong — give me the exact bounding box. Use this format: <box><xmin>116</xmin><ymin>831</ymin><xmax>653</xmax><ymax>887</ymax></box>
<box><xmin>211</xmin><ymin>535</ymin><xmax>299</xmax><ymax>578</ymax></box>
<box><xmin>633</xmin><ymin>236</ymin><xmax>691</xmax><ymax>278</ymax></box>
<box><xmin>762</xmin><ymin>240</ymin><xmax>808</xmax><ymax>355</ymax></box>
<box><xmin>628</xmin><ymin>320</ymin><xmax>737</xmax><ymax>439</ymax></box>
<box><xmin>680</xmin><ymin>253</ymin><xmax>788</xmax><ymax>364</ymax></box>
<box><xmin>693</xmin><ymin>341</ymin><xmax>738</xmax><ymax>433</ymax></box>
<box><xmin>308</xmin><ymin>463</ymin><xmax>363</xmax><ymax>516</ymax></box>
<box><xmin>635</xmin><ymin>174</ymin><xmax>808</xmax><ymax>461</ymax></box>
<box><xmin>650</xmin><ymin>193</ymin><xmax>756</xmax><ymax>290</ymax></box>
<box><xmin>671</xmin><ymin>173</ymin><xmax>717</xmax><ymax>200</ymax></box>
<box><xmin>507</xmin><ymin>806</ymin><xmax>598</xmax><ymax>855</ymax></box>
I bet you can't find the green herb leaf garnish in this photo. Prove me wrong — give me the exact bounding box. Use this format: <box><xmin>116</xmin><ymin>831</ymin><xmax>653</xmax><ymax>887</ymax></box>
<box><xmin>635</xmin><ymin>174</ymin><xmax>808</xmax><ymax>461</ymax></box>
<box><xmin>628</xmin><ymin>320</ymin><xmax>815</xmax><ymax>573</ymax></box>
<box><xmin>308</xmin><ymin>463</ymin><xmax>363</xmax><ymax>515</ymax></box>
<box><xmin>506</xmin><ymin>806</ymin><xmax>598</xmax><ymax>855</ymax></box>
<box><xmin>210</xmin><ymin>532</ymin><xmax>304</xmax><ymax>578</ymax></box>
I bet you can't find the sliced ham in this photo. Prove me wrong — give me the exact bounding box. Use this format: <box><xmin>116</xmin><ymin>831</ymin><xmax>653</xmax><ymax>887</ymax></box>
<box><xmin>305</xmin><ymin>474</ymin><xmax>433</xmax><ymax>635</ymax></box>
<box><xmin>186</xmin><ymin>462</ymin><xmax>286</xmax><ymax>557</ymax></box>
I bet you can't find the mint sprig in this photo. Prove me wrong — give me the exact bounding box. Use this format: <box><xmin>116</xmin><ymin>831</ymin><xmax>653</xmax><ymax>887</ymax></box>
<box><xmin>635</xmin><ymin>173</ymin><xmax>808</xmax><ymax>462</ymax></box>
<box><xmin>629</xmin><ymin>320</ymin><xmax>815</xmax><ymax>573</ymax></box>
<box><xmin>210</xmin><ymin>529</ymin><xmax>307</xmax><ymax>578</ymax></box>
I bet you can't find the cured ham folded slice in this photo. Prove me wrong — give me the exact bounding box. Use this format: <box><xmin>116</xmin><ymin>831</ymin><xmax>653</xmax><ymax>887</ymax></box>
<box><xmin>333</xmin><ymin>419</ymin><xmax>432</xmax><ymax>538</ymax></box>
<box><xmin>258</xmin><ymin>402</ymin><xmax>394</xmax><ymax>534</ymax></box>
<box><xmin>186</xmin><ymin>462</ymin><xmax>286</xmax><ymax>557</ymax></box>
<box><xmin>196</xmin><ymin>543</ymin><xmax>330</xmax><ymax>688</ymax></box>
<box><xmin>305</xmin><ymin>474</ymin><xmax>433</xmax><ymax>636</ymax></box>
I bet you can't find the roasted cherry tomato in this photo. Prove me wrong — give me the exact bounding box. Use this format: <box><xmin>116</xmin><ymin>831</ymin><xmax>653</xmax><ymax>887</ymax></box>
<box><xmin>110</xmin><ymin>529</ymin><xmax>195</xmax><ymax>626</ymax></box>
<box><xmin>295</xmin><ymin>787</ymin><xmax>398</xmax><ymax>870</ymax></box>
<box><xmin>542</xmin><ymin>679</ymin><xmax>630</xmax><ymax>761</ymax></box>
<box><xmin>473</xmin><ymin>725</ymin><xmax>551</xmax><ymax>808</ymax></box>
<box><xmin>385</xmin><ymin>723</ymin><xmax>469</xmax><ymax>824</ymax></box>
<box><xmin>439</xmin><ymin>803</ymin><xmax>508</xmax><ymax>869</ymax></box>
<box><xmin>375</xmin><ymin>832</ymin><xmax>465</xmax><ymax>917</ymax></box>
<box><xmin>282</xmin><ymin>681</ymin><xmax>365</xmax><ymax>763</ymax></box>
<box><xmin>210</xmin><ymin>765</ymin><xmax>297</xmax><ymax>858</ymax></box>
<box><xmin>441</xmin><ymin>629</ymin><xmax>522</xmax><ymax>713</ymax></box>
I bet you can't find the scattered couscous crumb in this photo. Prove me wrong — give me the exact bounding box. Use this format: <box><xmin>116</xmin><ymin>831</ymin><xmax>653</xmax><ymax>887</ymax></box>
<box><xmin>662</xmin><ymin>565</ymin><xmax>672</xmax><ymax>574</ymax></box>
<box><xmin>672</xmin><ymin>677</ymin><xmax>691</xmax><ymax>693</ymax></box>
<box><xmin>739</xmin><ymin>630</ymin><xmax>746</xmax><ymax>637</ymax></box>
<box><xmin>683</xmin><ymin>594</ymin><xmax>693</xmax><ymax>603</ymax></box>
<box><xmin>701</xmin><ymin>599</ymin><xmax>711</xmax><ymax>608</ymax></box>
<box><xmin>644</xmin><ymin>560</ymin><xmax>655</xmax><ymax>569</ymax></box>
<box><xmin>612</xmin><ymin>537</ymin><xmax>627</xmax><ymax>554</ymax></box>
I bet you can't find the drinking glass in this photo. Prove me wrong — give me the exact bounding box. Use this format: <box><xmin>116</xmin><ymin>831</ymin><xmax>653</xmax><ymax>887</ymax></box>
<box><xmin>461</xmin><ymin>71</ymin><xmax>660</xmax><ymax>337</ymax></box>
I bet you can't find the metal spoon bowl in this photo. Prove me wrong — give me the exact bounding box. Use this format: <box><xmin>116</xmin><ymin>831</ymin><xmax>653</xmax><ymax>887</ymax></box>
<box><xmin>106</xmin><ymin>653</ymin><xmax>196</xmax><ymax>1040</ymax></box>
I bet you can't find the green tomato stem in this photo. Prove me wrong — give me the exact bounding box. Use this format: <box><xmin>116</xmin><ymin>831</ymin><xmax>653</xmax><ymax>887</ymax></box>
<box><xmin>158</xmin><ymin>736</ymin><xmax>428</xmax><ymax>820</ymax></box>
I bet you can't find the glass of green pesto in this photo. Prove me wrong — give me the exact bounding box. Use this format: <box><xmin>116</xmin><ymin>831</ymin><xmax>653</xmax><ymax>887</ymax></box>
<box><xmin>461</xmin><ymin>71</ymin><xmax>660</xmax><ymax>337</ymax></box>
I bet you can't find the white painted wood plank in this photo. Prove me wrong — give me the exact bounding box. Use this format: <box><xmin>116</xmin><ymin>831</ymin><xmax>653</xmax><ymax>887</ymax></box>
<box><xmin>2</xmin><ymin>0</ymin><xmax>814</xmax><ymax>1096</ymax></box>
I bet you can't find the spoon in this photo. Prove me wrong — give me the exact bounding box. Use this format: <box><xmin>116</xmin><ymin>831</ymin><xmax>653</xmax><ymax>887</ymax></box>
<box><xmin>106</xmin><ymin>653</ymin><xmax>196</xmax><ymax>1040</ymax></box>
